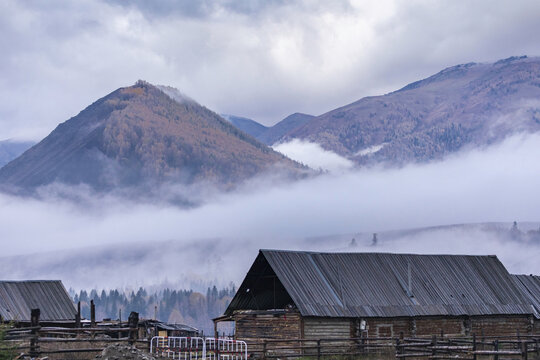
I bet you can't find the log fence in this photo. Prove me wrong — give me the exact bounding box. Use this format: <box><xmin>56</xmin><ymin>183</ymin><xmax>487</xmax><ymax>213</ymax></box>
<box><xmin>3</xmin><ymin>311</ymin><xmax>540</xmax><ymax>359</ymax></box>
<box><xmin>248</xmin><ymin>334</ymin><xmax>540</xmax><ymax>360</ymax></box>
<box><xmin>1</xmin><ymin>308</ymin><xmax>145</xmax><ymax>359</ymax></box>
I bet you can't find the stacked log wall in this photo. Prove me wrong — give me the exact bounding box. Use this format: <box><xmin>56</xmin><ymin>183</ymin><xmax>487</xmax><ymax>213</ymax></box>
<box><xmin>232</xmin><ymin>311</ymin><xmax>302</xmax><ymax>354</ymax></box>
<box><xmin>361</xmin><ymin>315</ymin><xmax>537</xmax><ymax>338</ymax></box>
<box><xmin>233</xmin><ymin>311</ymin><xmax>537</xmax><ymax>344</ymax></box>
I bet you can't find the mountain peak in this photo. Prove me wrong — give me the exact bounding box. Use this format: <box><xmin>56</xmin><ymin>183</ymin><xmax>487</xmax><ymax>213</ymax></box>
<box><xmin>0</xmin><ymin>82</ymin><xmax>303</xmax><ymax>193</ymax></box>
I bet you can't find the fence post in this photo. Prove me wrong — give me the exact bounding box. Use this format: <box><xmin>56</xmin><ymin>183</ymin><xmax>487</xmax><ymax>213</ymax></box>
<box><xmin>521</xmin><ymin>341</ymin><xmax>528</xmax><ymax>360</ymax></box>
<box><xmin>29</xmin><ymin>308</ymin><xmax>40</xmax><ymax>359</ymax></box>
<box><xmin>76</xmin><ymin>301</ymin><xmax>81</xmax><ymax>329</ymax></box>
<box><xmin>494</xmin><ymin>340</ymin><xmax>499</xmax><ymax>360</ymax></box>
<box><xmin>317</xmin><ymin>339</ymin><xmax>321</xmax><ymax>360</ymax></box>
<box><xmin>472</xmin><ymin>333</ymin><xmax>477</xmax><ymax>360</ymax></box>
<box><xmin>396</xmin><ymin>337</ymin><xmax>401</xmax><ymax>358</ymax></box>
<box><xmin>128</xmin><ymin>311</ymin><xmax>139</xmax><ymax>346</ymax></box>
<box><xmin>431</xmin><ymin>335</ymin><xmax>437</xmax><ymax>358</ymax></box>
<box><xmin>361</xmin><ymin>331</ymin><xmax>366</xmax><ymax>354</ymax></box>
<box><xmin>262</xmin><ymin>340</ymin><xmax>267</xmax><ymax>360</ymax></box>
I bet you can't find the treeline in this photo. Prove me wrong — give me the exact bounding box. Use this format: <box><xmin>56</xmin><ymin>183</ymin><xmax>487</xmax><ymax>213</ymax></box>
<box><xmin>72</xmin><ymin>285</ymin><xmax>236</xmax><ymax>334</ymax></box>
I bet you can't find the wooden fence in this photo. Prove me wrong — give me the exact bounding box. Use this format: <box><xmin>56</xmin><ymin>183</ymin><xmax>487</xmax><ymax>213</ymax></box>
<box><xmin>3</xmin><ymin>311</ymin><xmax>540</xmax><ymax>360</ymax></box>
<box><xmin>249</xmin><ymin>334</ymin><xmax>540</xmax><ymax>360</ymax></box>
<box><xmin>396</xmin><ymin>334</ymin><xmax>540</xmax><ymax>360</ymax></box>
<box><xmin>2</xmin><ymin>308</ymin><xmax>146</xmax><ymax>359</ymax></box>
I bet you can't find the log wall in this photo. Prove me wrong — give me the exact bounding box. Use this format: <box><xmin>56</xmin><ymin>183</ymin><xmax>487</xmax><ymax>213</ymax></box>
<box><xmin>233</xmin><ymin>311</ymin><xmax>301</xmax><ymax>340</ymax></box>
<box><xmin>232</xmin><ymin>311</ymin><xmax>538</xmax><ymax>346</ymax></box>
<box><xmin>361</xmin><ymin>315</ymin><xmax>538</xmax><ymax>338</ymax></box>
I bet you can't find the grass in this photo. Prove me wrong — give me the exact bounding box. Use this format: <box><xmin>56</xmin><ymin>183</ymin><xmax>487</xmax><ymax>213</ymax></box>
<box><xmin>0</xmin><ymin>323</ymin><xmax>16</xmax><ymax>360</ymax></box>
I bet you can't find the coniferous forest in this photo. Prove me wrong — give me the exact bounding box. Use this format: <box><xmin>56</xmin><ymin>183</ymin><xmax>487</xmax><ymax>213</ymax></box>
<box><xmin>71</xmin><ymin>285</ymin><xmax>236</xmax><ymax>335</ymax></box>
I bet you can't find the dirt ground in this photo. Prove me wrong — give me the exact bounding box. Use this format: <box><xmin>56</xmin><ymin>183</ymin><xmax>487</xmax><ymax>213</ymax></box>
<box><xmin>95</xmin><ymin>344</ymin><xmax>155</xmax><ymax>360</ymax></box>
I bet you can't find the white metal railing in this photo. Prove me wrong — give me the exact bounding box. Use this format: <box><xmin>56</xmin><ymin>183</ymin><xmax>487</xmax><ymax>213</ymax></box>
<box><xmin>150</xmin><ymin>336</ymin><xmax>205</xmax><ymax>359</ymax></box>
<box><xmin>206</xmin><ymin>338</ymin><xmax>248</xmax><ymax>360</ymax></box>
<box><xmin>150</xmin><ymin>337</ymin><xmax>247</xmax><ymax>360</ymax></box>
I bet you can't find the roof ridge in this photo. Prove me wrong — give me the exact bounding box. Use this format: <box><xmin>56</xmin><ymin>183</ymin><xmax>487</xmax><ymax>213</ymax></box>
<box><xmin>260</xmin><ymin>249</ymin><xmax>498</xmax><ymax>258</ymax></box>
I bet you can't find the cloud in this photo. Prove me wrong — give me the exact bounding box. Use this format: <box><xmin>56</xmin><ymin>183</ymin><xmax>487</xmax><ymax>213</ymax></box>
<box><xmin>272</xmin><ymin>139</ymin><xmax>354</xmax><ymax>173</ymax></box>
<box><xmin>1</xmin><ymin>133</ymin><xmax>540</xmax><ymax>289</ymax></box>
<box><xmin>2</xmin><ymin>0</ymin><xmax>540</xmax><ymax>140</ymax></box>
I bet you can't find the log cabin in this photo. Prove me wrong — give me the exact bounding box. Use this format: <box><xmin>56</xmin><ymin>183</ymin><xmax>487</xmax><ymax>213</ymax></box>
<box><xmin>215</xmin><ymin>250</ymin><xmax>539</xmax><ymax>345</ymax></box>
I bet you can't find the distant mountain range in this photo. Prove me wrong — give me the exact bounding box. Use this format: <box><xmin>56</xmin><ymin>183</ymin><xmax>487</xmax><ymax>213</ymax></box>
<box><xmin>221</xmin><ymin>114</ymin><xmax>268</xmax><ymax>139</ymax></box>
<box><xmin>257</xmin><ymin>113</ymin><xmax>315</xmax><ymax>145</ymax></box>
<box><xmin>221</xmin><ymin>112</ymin><xmax>315</xmax><ymax>146</ymax></box>
<box><xmin>227</xmin><ymin>56</ymin><xmax>540</xmax><ymax>165</ymax></box>
<box><xmin>3</xmin><ymin>56</ymin><xmax>540</xmax><ymax>194</ymax></box>
<box><xmin>0</xmin><ymin>140</ymin><xmax>35</xmax><ymax>168</ymax></box>
<box><xmin>0</xmin><ymin>81</ymin><xmax>303</xmax><ymax>193</ymax></box>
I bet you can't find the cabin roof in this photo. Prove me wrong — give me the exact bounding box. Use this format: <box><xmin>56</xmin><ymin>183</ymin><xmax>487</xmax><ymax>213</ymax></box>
<box><xmin>0</xmin><ymin>280</ymin><xmax>77</xmax><ymax>322</ymax></box>
<box><xmin>512</xmin><ymin>274</ymin><xmax>540</xmax><ymax>315</ymax></box>
<box><xmin>225</xmin><ymin>250</ymin><xmax>538</xmax><ymax>318</ymax></box>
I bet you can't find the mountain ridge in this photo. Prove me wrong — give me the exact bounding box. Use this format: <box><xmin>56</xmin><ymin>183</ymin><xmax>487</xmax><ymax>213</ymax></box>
<box><xmin>0</xmin><ymin>81</ymin><xmax>304</xmax><ymax>193</ymax></box>
<box><xmin>0</xmin><ymin>139</ymin><xmax>35</xmax><ymax>168</ymax></box>
<box><xmin>278</xmin><ymin>56</ymin><xmax>540</xmax><ymax>165</ymax></box>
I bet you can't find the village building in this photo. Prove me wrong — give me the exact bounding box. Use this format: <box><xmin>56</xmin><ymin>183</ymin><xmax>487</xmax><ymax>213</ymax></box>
<box><xmin>138</xmin><ymin>319</ymin><xmax>199</xmax><ymax>338</ymax></box>
<box><xmin>0</xmin><ymin>280</ymin><xmax>77</xmax><ymax>326</ymax></box>
<box><xmin>215</xmin><ymin>250</ymin><xmax>540</xmax><ymax>344</ymax></box>
<box><xmin>513</xmin><ymin>274</ymin><xmax>540</xmax><ymax>318</ymax></box>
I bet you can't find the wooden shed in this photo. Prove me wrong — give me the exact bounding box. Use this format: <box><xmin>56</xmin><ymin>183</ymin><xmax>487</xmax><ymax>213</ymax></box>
<box><xmin>215</xmin><ymin>250</ymin><xmax>539</xmax><ymax>344</ymax></box>
<box><xmin>0</xmin><ymin>280</ymin><xmax>77</xmax><ymax>326</ymax></box>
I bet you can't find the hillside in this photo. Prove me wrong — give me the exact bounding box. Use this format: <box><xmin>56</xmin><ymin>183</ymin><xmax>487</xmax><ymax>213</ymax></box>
<box><xmin>0</xmin><ymin>81</ymin><xmax>303</xmax><ymax>192</ymax></box>
<box><xmin>220</xmin><ymin>113</ymin><xmax>315</xmax><ymax>146</ymax></box>
<box><xmin>0</xmin><ymin>140</ymin><xmax>35</xmax><ymax>168</ymax></box>
<box><xmin>221</xmin><ymin>114</ymin><xmax>268</xmax><ymax>138</ymax></box>
<box><xmin>281</xmin><ymin>56</ymin><xmax>540</xmax><ymax>165</ymax></box>
<box><xmin>258</xmin><ymin>112</ymin><xmax>315</xmax><ymax>145</ymax></box>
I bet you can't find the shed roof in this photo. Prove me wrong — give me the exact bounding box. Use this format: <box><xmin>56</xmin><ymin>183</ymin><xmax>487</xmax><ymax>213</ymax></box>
<box><xmin>0</xmin><ymin>280</ymin><xmax>77</xmax><ymax>322</ymax></box>
<box><xmin>225</xmin><ymin>250</ymin><xmax>537</xmax><ymax>318</ymax></box>
<box><xmin>512</xmin><ymin>274</ymin><xmax>540</xmax><ymax>315</ymax></box>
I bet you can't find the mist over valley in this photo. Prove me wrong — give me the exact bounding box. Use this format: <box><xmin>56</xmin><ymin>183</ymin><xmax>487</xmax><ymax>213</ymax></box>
<box><xmin>1</xmin><ymin>1</ymin><xmax>540</xmax><ymax>334</ymax></box>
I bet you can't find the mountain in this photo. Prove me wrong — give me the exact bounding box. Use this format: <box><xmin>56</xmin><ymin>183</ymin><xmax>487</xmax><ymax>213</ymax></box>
<box><xmin>221</xmin><ymin>113</ymin><xmax>315</xmax><ymax>146</ymax></box>
<box><xmin>0</xmin><ymin>81</ymin><xmax>303</xmax><ymax>193</ymax></box>
<box><xmin>221</xmin><ymin>114</ymin><xmax>268</xmax><ymax>138</ymax></box>
<box><xmin>0</xmin><ymin>140</ymin><xmax>35</xmax><ymax>168</ymax></box>
<box><xmin>280</xmin><ymin>56</ymin><xmax>540</xmax><ymax>165</ymax></box>
<box><xmin>257</xmin><ymin>112</ymin><xmax>315</xmax><ymax>145</ymax></box>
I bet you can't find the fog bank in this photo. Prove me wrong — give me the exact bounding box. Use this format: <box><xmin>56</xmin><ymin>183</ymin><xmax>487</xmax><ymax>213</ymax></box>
<box><xmin>1</xmin><ymin>133</ymin><xmax>539</xmax><ymax>289</ymax></box>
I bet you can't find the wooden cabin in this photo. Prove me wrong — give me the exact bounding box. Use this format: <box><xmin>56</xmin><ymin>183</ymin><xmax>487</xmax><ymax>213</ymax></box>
<box><xmin>0</xmin><ymin>280</ymin><xmax>77</xmax><ymax>326</ymax></box>
<box><xmin>215</xmin><ymin>250</ymin><xmax>539</xmax><ymax>345</ymax></box>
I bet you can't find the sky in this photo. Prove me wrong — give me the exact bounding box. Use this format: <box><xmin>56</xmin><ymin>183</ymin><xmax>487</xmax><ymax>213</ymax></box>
<box><xmin>1</xmin><ymin>0</ymin><xmax>540</xmax><ymax>290</ymax></box>
<box><xmin>2</xmin><ymin>0</ymin><xmax>540</xmax><ymax>140</ymax></box>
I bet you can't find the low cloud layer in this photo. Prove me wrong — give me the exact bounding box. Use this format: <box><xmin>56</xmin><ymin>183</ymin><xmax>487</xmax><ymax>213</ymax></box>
<box><xmin>1</xmin><ymin>133</ymin><xmax>539</xmax><ymax>289</ymax></box>
<box><xmin>273</xmin><ymin>139</ymin><xmax>354</xmax><ymax>173</ymax></box>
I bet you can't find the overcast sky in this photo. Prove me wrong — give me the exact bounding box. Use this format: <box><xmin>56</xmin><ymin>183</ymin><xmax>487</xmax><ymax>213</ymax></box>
<box><xmin>2</xmin><ymin>0</ymin><xmax>540</xmax><ymax>140</ymax></box>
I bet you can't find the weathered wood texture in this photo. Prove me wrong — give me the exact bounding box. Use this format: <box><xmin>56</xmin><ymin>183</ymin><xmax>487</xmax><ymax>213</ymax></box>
<box><xmin>303</xmin><ymin>318</ymin><xmax>351</xmax><ymax>339</ymax></box>
<box><xmin>303</xmin><ymin>317</ymin><xmax>352</xmax><ymax>354</ymax></box>
<box><xmin>234</xmin><ymin>311</ymin><xmax>537</xmax><ymax>345</ymax></box>
<box><xmin>361</xmin><ymin>315</ymin><xmax>537</xmax><ymax>338</ymax></box>
<box><xmin>232</xmin><ymin>310</ymin><xmax>302</xmax><ymax>354</ymax></box>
